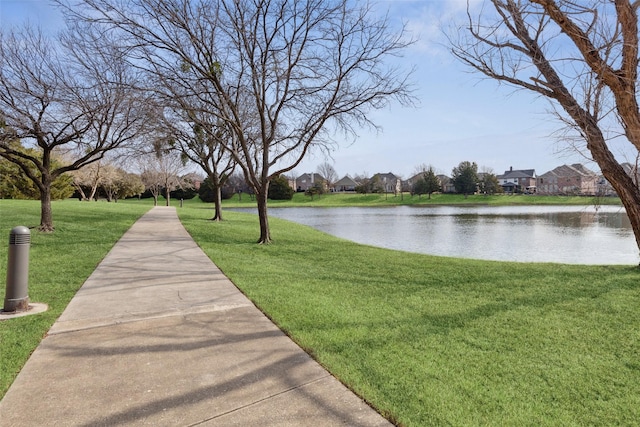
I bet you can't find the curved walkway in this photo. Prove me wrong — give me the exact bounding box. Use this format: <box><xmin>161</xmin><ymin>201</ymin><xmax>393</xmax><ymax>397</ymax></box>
<box><xmin>0</xmin><ymin>207</ymin><xmax>391</xmax><ymax>426</ymax></box>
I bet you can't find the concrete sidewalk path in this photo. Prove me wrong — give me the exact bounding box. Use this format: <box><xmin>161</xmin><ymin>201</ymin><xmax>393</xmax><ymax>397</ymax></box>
<box><xmin>0</xmin><ymin>207</ymin><xmax>391</xmax><ymax>426</ymax></box>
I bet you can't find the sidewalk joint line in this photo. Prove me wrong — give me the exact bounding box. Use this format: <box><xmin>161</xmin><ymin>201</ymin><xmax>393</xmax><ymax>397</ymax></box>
<box><xmin>47</xmin><ymin>304</ymin><xmax>252</xmax><ymax>336</ymax></box>
<box><xmin>187</xmin><ymin>374</ymin><xmax>333</xmax><ymax>426</ymax></box>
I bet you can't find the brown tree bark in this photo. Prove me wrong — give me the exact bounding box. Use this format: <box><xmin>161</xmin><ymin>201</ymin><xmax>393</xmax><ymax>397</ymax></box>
<box><xmin>451</xmin><ymin>0</ymin><xmax>640</xmax><ymax>262</ymax></box>
<box><xmin>212</xmin><ymin>185</ymin><xmax>223</xmax><ymax>221</ymax></box>
<box><xmin>39</xmin><ymin>177</ymin><xmax>54</xmax><ymax>232</ymax></box>
<box><xmin>255</xmin><ymin>187</ymin><xmax>271</xmax><ymax>244</ymax></box>
<box><xmin>206</xmin><ymin>170</ymin><xmax>225</xmax><ymax>221</ymax></box>
<box><xmin>67</xmin><ymin>0</ymin><xmax>415</xmax><ymax>244</ymax></box>
<box><xmin>1</xmin><ymin>24</ymin><xmax>147</xmax><ymax>232</ymax></box>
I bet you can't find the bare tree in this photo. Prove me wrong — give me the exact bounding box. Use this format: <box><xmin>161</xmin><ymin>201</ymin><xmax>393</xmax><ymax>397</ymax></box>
<box><xmin>98</xmin><ymin>164</ymin><xmax>144</xmax><ymax>201</ymax></box>
<box><xmin>65</xmin><ymin>0</ymin><xmax>416</xmax><ymax>243</ymax></box>
<box><xmin>450</xmin><ymin>0</ymin><xmax>640</xmax><ymax>258</ymax></box>
<box><xmin>317</xmin><ymin>162</ymin><xmax>338</xmax><ymax>189</ymax></box>
<box><xmin>0</xmin><ymin>23</ymin><xmax>148</xmax><ymax>230</ymax></box>
<box><xmin>140</xmin><ymin>169</ymin><xmax>163</xmax><ymax>206</ymax></box>
<box><xmin>70</xmin><ymin>161</ymin><xmax>105</xmax><ymax>201</ymax></box>
<box><xmin>139</xmin><ymin>151</ymin><xmax>186</xmax><ymax>206</ymax></box>
<box><xmin>161</xmin><ymin>107</ymin><xmax>236</xmax><ymax>221</ymax></box>
<box><xmin>413</xmin><ymin>163</ymin><xmax>430</xmax><ymax>176</ymax></box>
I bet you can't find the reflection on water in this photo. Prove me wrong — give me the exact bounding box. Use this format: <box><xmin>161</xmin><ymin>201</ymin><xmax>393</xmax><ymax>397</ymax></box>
<box><xmin>233</xmin><ymin>205</ymin><xmax>638</xmax><ymax>265</ymax></box>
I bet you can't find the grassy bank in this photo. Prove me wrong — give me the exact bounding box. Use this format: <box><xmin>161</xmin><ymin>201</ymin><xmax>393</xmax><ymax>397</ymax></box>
<box><xmin>2</xmin><ymin>198</ymin><xmax>638</xmax><ymax>425</ymax></box>
<box><xmin>0</xmin><ymin>200</ymin><xmax>150</xmax><ymax>397</ymax></box>
<box><xmin>221</xmin><ymin>191</ymin><xmax>622</xmax><ymax>208</ymax></box>
<box><xmin>178</xmin><ymin>205</ymin><xmax>640</xmax><ymax>426</ymax></box>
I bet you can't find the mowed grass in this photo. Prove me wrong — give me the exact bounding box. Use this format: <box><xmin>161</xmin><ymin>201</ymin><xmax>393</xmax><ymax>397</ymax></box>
<box><xmin>178</xmin><ymin>205</ymin><xmax>640</xmax><ymax>426</ymax></box>
<box><xmin>0</xmin><ymin>199</ymin><xmax>150</xmax><ymax>397</ymax></box>
<box><xmin>1</xmin><ymin>197</ymin><xmax>638</xmax><ymax>425</ymax></box>
<box><xmin>222</xmin><ymin>191</ymin><xmax>623</xmax><ymax>208</ymax></box>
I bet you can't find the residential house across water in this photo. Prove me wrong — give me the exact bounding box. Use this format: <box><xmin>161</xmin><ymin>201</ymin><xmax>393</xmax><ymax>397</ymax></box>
<box><xmin>293</xmin><ymin>173</ymin><xmax>327</xmax><ymax>192</ymax></box>
<box><xmin>333</xmin><ymin>175</ymin><xmax>359</xmax><ymax>192</ymax></box>
<box><xmin>497</xmin><ymin>167</ymin><xmax>536</xmax><ymax>194</ymax></box>
<box><xmin>537</xmin><ymin>164</ymin><xmax>598</xmax><ymax>195</ymax></box>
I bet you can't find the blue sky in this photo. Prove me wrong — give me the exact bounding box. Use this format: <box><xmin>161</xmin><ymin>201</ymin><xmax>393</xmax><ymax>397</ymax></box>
<box><xmin>0</xmin><ymin>0</ymin><xmax>591</xmax><ymax>179</ymax></box>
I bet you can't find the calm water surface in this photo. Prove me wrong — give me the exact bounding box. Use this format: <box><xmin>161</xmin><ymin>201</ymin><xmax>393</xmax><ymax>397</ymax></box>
<box><xmin>235</xmin><ymin>205</ymin><xmax>638</xmax><ymax>265</ymax></box>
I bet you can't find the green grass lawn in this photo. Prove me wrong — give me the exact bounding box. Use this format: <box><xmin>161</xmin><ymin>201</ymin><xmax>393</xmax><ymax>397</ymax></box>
<box><xmin>1</xmin><ymin>197</ymin><xmax>638</xmax><ymax>426</ymax></box>
<box><xmin>178</xmin><ymin>204</ymin><xmax>640</xmax><ymax>426</ymax></box>
<box><xmin>0</xmin><ymin>199</ymin><xmax>151</xmax><ymax>397</ymax></box>
<box><xmin>221</xmin><ymin>191</ymin><xmax>622</xmax><ymax>208</ymax></box>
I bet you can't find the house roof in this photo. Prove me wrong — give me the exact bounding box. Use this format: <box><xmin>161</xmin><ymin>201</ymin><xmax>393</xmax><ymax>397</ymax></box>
<box><xmin>372</xmin><ymin>172</ymin><xmax>399</xmax><ymax>182</ymax></box>
<box><xmin>297</xmin><ymin>172</ymin><xmax>326</xmax><ymax>182</ymax></box>
<box><xmin>334</xmin><ymin>175</ymin><xmax>359</xmax><ymax>187</ymax></box>
<box><xmin>407</xmin><ymin>172</ymin><xmax>424</xmax><ymax>183</ymax></box>
<box><xmin>497</xmin><ymin>169</ymin><xmax>536</xmax><ymax>179</ymax></box>
<box><xmin>539</xmin><ymin>163</ymin><xmax>597</xmax><ymax>178</ymax></box>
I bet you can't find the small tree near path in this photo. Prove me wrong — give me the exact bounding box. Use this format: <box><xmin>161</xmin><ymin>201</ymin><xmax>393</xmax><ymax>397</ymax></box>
<box><xmin>450</xmin><ymin>0</ymin><xmax>640</xmax><ymax>259</ymax></box>
<box><xmin>164</xmin><ymin>118</ymin><xmax>235</xmax><ymax>221</ymax></box>
<box><xmin>140</xmin><ymin>152</ymin><xmax>186</xmax><ymax>206</ymax></box>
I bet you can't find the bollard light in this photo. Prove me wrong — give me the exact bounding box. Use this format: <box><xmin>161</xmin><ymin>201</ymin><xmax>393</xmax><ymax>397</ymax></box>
<box><xmin>4</xmin><ymin>226</ymin><xmax>30</xmax><ymax>312</ymax></box>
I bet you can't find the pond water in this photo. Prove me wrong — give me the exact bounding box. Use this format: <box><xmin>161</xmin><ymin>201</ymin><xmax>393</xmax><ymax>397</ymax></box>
<box><xmin>233</xmin><ymin>205</ymin><xmax>639</xmax><ymax>265</ymax></box>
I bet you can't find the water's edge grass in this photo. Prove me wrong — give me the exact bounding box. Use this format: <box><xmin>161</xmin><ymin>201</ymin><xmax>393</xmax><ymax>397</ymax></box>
<box><xmin>222</xmin><ymin>191</ymin><xmax>622</xmax><ymax>208</ymax></box>
<box><xmin>178</xmin><ymin>203</ymin><xmax>640</xmax><ymax>426</ymax></box>
<box><xmin>1</xmin><ymin>197</ymin><xmax>638</xmax><ymax>426</ymax></box>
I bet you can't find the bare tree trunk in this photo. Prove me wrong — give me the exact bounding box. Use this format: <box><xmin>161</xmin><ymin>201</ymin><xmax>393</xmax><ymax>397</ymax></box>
<box><xmin>68</xmin><ymin>0</ymin><xmax>415</xmax><ymax>245</ymax></box>
<box><xmin>39</xmin><ymin>183</ymin><xmax>54</xmax><ymax>232</ymax></box>
<box><xmin>212</xmin><ymin>186</ymin><xmax>223</xmax><ymax>221</ymax></box>
<box><xmin>606</xmin><ymin>170</ymin><xmax>640</xmax><ymax>254</ymax></box>
<box><xmin>88</xmin><ymin>183</ymin><xmax>98</xmax><ymax>201</ymax></box>
<box><xmin>588</xmin><ymin>132</ymin><xmax>640</xmax><ymax>254</ymax></box>
<box><xmin>74</xmin><ymin>184</ymin><xmax>88</xmax><ymax>201</ymax></box>
<box><xmin>208</xmin><ymin>171</ymin><xmax>224</xmax><ymax>221</ymax></box>
<box><xmin>559</xmin><ymin>92</ymin><xmax>640</xmax><ymax>257</ymax></box>
<box><xmin>450</xmin><ymin>0</ymin><xmax>640</xmax><ymax>260</ymax></box>
<box><xmin>255</xmin><ymin>189</ymin><xmax>271</xmax><ymax>244</ymax></box>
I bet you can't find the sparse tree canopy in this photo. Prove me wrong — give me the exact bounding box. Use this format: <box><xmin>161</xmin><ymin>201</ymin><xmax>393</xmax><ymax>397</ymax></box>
<box><xmin>450</xmin><ymin>0</ymin><xmax>640</xmax><ymax>257</ymax></box>
<box><xmin>154</xmin><ymin>68</ymin><xmax>236</xmax><ymax>220</ymax></box>
<box><xmin>70</xmin><ymin>161</ymin><xmax>105</xmax><ymax>201</ymax></box>
<box><xmin>173</xmin><ymin>120</ymin><xmax>235</xmax><ymax>220</ymax></box>
<box><xmin>65</xmin><ymin>0</ymin><xmax>416</xmax><ymax>243</ymax></box>
<box><xmin>139</xmin><ymin>152</ymin><xmax>186</xmax><ymax>206</ymax></box>
<box><xmin>99</xmin><ymin>166</ymin><xmax>144</xmax><ymax>202</ymax></box>
<box><xmin>0</xmin><ymin>23</ymin><xmax>148</xmax><ymax>230</ymax></box>
<box><xmin>317</xmin><ymin>162</ymin><xmax>338</xmax><ymax>188</ymax></box>
<box><xmin>479</xmin><ymin>171</ymin><xmax>502</xmax><ymax>195</ymax></box>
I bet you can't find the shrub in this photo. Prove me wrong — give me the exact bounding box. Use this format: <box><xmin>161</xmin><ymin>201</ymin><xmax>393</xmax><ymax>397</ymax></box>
<box><xmin>268</xmin><ymin>175</ymin><xmax>294</xmax><ymax>200</ymax></box>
